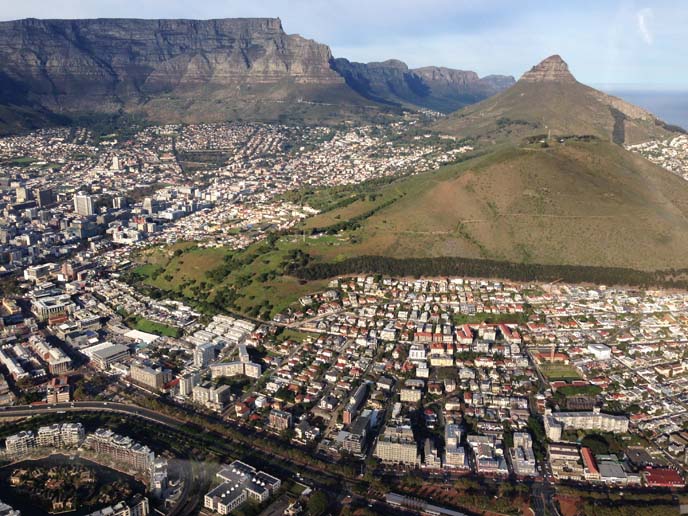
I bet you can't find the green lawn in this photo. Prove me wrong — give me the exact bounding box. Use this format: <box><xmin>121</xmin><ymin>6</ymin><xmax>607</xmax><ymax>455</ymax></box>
<box><xmin>131</xmin><ymin>238</ymin><xmax>327</xmax><ymax>320</ymax></box>
<box><xmin>539</xmin><ymin>363</ymin><xmax>583</xmax><ymax>381</ymax></box>
<box><xmin>132</xmin><ymin>317</ymin><xmax>182</xmax><ymax>338</ymax></box>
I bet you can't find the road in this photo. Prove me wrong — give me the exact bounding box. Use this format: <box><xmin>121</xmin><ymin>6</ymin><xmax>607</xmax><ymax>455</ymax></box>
<box><xmin>0</xmin><ymin>400</ymin><xmax>370</xmax><ymax>513</ymax></box>
<box><xmin>0</xmin><ymin>401</ymin><xmax>196</xmax><ymax>515</ymax></box>
<box><xmin>0</xmin><ymin>401</ymin><xmax>184</xmax><ymax>426</ymax></box>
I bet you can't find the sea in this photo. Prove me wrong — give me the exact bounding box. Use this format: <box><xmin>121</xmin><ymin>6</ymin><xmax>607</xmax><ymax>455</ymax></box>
<box><xmin>604</xmin><ymin>89</ymin><xmax>688</xmax><ymax>133</ymax></box>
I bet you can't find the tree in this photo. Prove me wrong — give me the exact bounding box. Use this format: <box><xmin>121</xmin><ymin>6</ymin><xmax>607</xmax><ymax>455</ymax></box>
<box><xmin>307</xmin><ymin>491</ymin><xmax>329</xmax><ymax>516</ymax></box>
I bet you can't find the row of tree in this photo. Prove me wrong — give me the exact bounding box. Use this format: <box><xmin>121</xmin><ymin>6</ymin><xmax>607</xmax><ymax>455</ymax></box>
<box><xmin>292</xmin><ymin>254</ymin><xmax>688</xmax><ymax>290</ymax></box>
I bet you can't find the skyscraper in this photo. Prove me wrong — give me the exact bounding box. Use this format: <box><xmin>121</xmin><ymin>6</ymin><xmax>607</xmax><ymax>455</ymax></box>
<box><xmin>73</xmin><ymin>192</ymin><xmax>95</xmax><ymax>216</ymax></box>
<box><xmin>34</xmin><ymin>188</ymin><xmax>54</xmax><ymax>207</ymax></box>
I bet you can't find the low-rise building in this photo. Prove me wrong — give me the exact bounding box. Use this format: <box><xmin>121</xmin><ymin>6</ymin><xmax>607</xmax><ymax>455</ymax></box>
<box><xmin>204</xmin><ymin>460</ymin><xmax>280</xmax><ymax>514</ymax></box>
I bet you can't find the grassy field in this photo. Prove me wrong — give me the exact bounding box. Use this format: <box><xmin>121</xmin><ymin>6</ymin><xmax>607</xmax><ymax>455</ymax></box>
<box><xmin>132</xmin><ymin>317</ymin><xmax>182</xmax><ymax>338</ymax></box>
<box><xmin>539</xmin><ymin>363</ymin><xmax>583</xmax><ymax>381</ymax></box>
<box><xmin>132</xmin><ymin>238</ymin><xmax>329</xmax><ymax>320</ymax></box>
<box><xmin>296</xmin><ymin>140</ymin><xmax>688</xmax><ymax>271</ymax></box>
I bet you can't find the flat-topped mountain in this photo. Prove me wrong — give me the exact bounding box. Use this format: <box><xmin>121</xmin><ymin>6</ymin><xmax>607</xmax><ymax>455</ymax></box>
<box><xmin>0</xmin><ymin>17</ymin><xmax>514</xmax><ymax>133</ymax></box>
<box><xmin>331</xmin><ymin>58</ymin><xmax>514</xmax><ymax>112</ymax></box>
<box><xmin>436</xmin><ymin>55</ymin><xmax>682</xmax><ymax>145</ymax></box>
<box><xmin>0</xmin><ymin>17</ymin><xmax>371</xmax><ymax>128</ymax></box>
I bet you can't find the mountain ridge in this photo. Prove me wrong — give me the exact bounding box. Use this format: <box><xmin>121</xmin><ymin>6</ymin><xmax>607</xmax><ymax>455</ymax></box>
<box><xmin>0</xmin><ymin>17</ymin><xmax>514</xmax><ymax>133</ymax></box>
<box><xmin>331</xmin><ymin>58</ymin><xmax>515</xmax><ymax>113</ymax></box>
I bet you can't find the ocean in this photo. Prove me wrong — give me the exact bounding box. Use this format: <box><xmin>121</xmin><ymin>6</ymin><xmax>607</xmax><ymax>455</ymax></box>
<box><xmin>604</xmin><ymin>90</ymin><xmax>688</xmax><ymax>132</ymax></box>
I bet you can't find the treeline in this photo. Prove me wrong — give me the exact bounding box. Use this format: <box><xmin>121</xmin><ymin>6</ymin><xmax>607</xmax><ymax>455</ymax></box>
<box><xmin>291</xmin><ymin>254</ymin><xmax>688</xmax><ymax>289</ymax></box>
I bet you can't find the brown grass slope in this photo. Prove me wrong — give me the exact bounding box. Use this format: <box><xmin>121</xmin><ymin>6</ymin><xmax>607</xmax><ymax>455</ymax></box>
<box><xmin>306</xmin><ymin>140</ymin><xmax>688</xmax><ymax>271</ymax></box>
<box><xmin>434</xmin><ymin>55</ymin><xmax>678</xmax><ymax>145</ymax></box>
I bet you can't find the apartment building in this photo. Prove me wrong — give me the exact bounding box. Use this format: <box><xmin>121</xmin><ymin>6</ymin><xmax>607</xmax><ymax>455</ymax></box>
<box><xmin>544</xmin><ymin>407</ymin><xmax>629</xmax><ymax>441</ymax></box>
<box><xmin>510</xmin><ymin>432</ymin><xmax>537</xmax><ymax>476</ymax></box>
<box><xmin>130</xmin><ymin>361</ymin><xmax>172</xmax><ymax>391</ymax></box>
<box><xmin>268</xmin><ymin>410</ymin><xmax>292</xmax><ymax>432</ymax></box>
<box><xmin>374</xmin><ymin>425</ymin><xmax>420</xmax><ymax>466</ymax></box>
<box><xmin>204</xmin><ymin>460</ymin><xmax>280</xmax><ymax>515</ymax></box>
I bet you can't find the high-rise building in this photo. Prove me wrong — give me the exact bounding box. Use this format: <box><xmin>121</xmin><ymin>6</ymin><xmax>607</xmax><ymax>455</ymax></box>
<box><xmin>142</xmin><ymin>197</ymin><xmax>159</xmax><ymax>215</ymax></box>
<box><xmin>15</xmin><ymin>186</ymin><xmax>32</xmax><ymax>202</ymax></box>
<box><xmin>112</xmin><ymin>196</ymin><xmax>127</xmax><ymax>209</ymax></box>
<box><xmin>34</xmin><ymin>188</ymin><xmax>54</xmax><ymax>207</ymax></box>
<box><xmin>73</xmin><ymin>192</ymin><xmax>95</xmax><ymax>216</ymax></box>
<box><xmin>510</xmin><ymin>432</ymin><xmax>537</xmax><ymax>476</ymax></box>
<box><xmin>443</xmin><ymin>424</ymin><xmax>468</xmax><ymax>469</ymax></box>
<box><xmin>177</xmin><ymin>369</ymin><xmax>201</xmax><ymax>397</ymax></box>
<box><xmin>193</xmin><ymin>342</ymin><xmax>215</xmax><ymax>368</ymax></box>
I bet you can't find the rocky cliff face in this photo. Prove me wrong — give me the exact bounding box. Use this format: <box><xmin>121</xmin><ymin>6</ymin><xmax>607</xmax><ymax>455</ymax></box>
<box><xmin>519</xmin><ymin>54</ymin><xmax>576</xmax><ymax>83</ymax></box>
<box><xmin>0</xmin><ymin>17</ymin><xmax>364</xmax><ymax>125</ymax></box>
<box><xmin>0</xmin><ymin>17</ymin><xmax>514</xmax><ymax>131</ymax></box>
<box><xmin>331</xmin><ymin>58</ymin><xmax>514</xmax><ymax>113</ymax></box>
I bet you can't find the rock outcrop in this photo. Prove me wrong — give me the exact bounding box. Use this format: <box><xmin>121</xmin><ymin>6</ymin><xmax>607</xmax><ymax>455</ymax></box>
<box><xmin>436</xmin><ymin>54</ymin><xmax>680</xmax><ymax>145</ymax></box>
<box><xmin>331</xmin><ymin>58</ymin><xmax>514</xmax><ymax>113</ymax></box>
<box><xmin>519</xmin><ymin>54</ymin><xmax>576</xmax><ymax>83</ymax></box>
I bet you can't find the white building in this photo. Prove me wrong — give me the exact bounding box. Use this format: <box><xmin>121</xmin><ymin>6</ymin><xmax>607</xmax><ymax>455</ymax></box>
<box><xmin>73</xmin><ymin>192</ymin><xmax>95</xmax><ymax>216</ymax></box>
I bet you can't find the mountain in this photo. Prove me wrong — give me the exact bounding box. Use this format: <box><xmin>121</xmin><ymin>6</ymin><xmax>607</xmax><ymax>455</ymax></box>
<box><xmin>0</xmin><ymin>17</ymin><xmax>513</xmax><ymax>134</ymax></box>
<box><xmin>301</xmin><ymin>138</ymin><xmax>688</xmax><ymax>271</ymax></box>
<box><xmin>297</xmin><ymin>56</ymin><xmax>688</xmax><ymax>272</ymax></box>
<box><xmin>331</xmin><ymin>58</ymin><xmax>514</xmax><ymax>113</ymax></box>
<box><xmin>0</xmin><ymin>17</ymin><xmax>376</xmax><ymax>132</ymax></box>
<box><xmin>435</xmin><ymin>55</ymin><xmax>682</xmax><ymax>145</ymax></box>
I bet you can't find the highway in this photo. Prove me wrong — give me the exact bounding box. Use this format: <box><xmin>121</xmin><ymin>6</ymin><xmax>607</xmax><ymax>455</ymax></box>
<box><xmin>0</xmin><ymin>400</ymin><xmax>184</xmax><ymax>426</ymax></box>
<box><xmin>0</xmin><ymin>401</ymin><xmax>565</xmax><ymax>516</ymax></box>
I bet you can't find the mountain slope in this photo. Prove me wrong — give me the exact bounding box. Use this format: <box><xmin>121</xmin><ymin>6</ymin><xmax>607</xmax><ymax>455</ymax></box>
<box><xmin>331</xmin><ymin>58</ymin><xmax>514</xmax><ymax>113</ymax></box>
<box><xmin>435</xmin><ymin>55</ymin><xmax>680</xmax><ymax>145</ymax></box>
<box><xmin>0</xmin><ymin>17</ymin><xmax>515</xmax><ymax>132</ymax></box>
<box><xmin>0</xmin><ymin>17</ymin><xmax>376</xmax><ymax>127</ymax></box>
<box><xmin>301</xmin><ymin>139</ymin><xmax>688</xmax><ymax>270</ymax></box>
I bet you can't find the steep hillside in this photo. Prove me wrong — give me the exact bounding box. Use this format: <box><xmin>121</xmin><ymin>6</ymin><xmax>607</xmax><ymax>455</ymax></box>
<box><xmin>331</xmin><ymin>58</ymin><xmax>514</xmax><ymax>112</ymax></box>
<box><xmin>0</xmin><ymin>17</ymin><xmax>515</xmax><ymax>132</ymax></box>
<box><xmin>0</xmin><ymin>17</ymin><xmax>376</xmax><ymax>128</ymax></box>
<box><xmin>435</xmin><ymin>55</ymin><xmax>680</xmax><ymax>145</ymax></box>
<box><xmin>300</xmin><ymin>139</ymin><xmax>688</xmax><ymax>271</ymax></box>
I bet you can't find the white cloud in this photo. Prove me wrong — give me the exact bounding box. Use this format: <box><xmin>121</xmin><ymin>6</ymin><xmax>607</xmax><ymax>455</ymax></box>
<box><xmin>636</xmin><ymin>7</ymin><xmax>654</xmax><ymax>45</ymax></box>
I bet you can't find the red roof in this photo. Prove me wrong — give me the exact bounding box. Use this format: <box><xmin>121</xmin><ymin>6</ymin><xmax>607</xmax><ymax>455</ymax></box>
<box><xmin>644</xmin><ymin>468</ymin><xmax>685</xmax><ymax>487</ymax></box>
<box><xmin>580</xmin><ymin>447</ymin><xmax>598</xmax><ymax>475</ymax></box>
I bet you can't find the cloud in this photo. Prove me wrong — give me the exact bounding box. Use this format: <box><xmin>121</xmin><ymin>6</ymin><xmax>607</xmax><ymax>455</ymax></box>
<box><xmin>636</xmin><ymin>7</ymin><xmax>654</xmax><ymax>45</ymax></box>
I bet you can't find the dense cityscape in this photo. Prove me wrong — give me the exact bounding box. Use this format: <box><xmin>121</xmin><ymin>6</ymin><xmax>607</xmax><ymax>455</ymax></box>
<box><xmin>0</xmin><ymin>5</ymin><xmax>687</xmax><ymax>516</ymax></box>
<box><xmin>0</xmin><ymin>113</ymin><xmax>685</xmax><ymax>516</ymax></box>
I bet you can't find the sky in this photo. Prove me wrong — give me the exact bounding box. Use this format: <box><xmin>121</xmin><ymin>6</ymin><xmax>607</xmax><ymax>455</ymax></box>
<box><xmin>1</xmin><ymin>0</ymin><xmax>686</xmax><ymax>88</ymax></box>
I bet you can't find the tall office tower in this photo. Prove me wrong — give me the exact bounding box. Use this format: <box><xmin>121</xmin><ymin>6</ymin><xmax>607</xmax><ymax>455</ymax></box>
<box><xmin>73</xmin><ymin>192</ymin><xmax>95</xmax><ymax>216</ymax></box>
<box><xmin>112</xmin><ymin>196</ymin><xmax>127</xmax><ymax>209</ymax></box>
<box><xmin>34</xmin><ymin>188</ymin><xmax>54</xmax><ymax>207</ymax></box>
<box><xmin>15</xmin><ymin>186</ymin><xmax>32</xmax><ymax>202</ymax></box>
